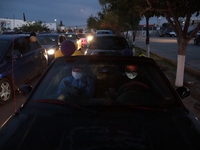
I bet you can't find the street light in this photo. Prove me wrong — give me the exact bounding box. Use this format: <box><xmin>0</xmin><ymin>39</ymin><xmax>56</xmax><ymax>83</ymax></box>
<box><xmin>54</xmin><ymin>19</ymin><xmax>57</xmax><ymax>31</ymax></box>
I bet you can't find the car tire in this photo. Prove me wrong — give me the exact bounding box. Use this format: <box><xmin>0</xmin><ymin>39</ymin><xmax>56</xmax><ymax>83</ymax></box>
<box><xmin>194</xmin><ymin>39</ymin><xmax>198</xmax><ymax>45</ymax></box>
<box><xmin>0</xmin><ymin>78</ymin><xmax>13</xmax><ymax>104</ymax></box>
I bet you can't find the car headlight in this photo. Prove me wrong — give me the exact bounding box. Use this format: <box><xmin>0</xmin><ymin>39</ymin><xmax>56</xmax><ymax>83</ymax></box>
<box><xmin>47</xmin><ymin>49</ymin><xmax>56</xmax><ymax>55</ymax></box>
<box><xmin>87</xmin><ymin>36</ymin><xmax>93</xmax><ymax>42</ymax></box>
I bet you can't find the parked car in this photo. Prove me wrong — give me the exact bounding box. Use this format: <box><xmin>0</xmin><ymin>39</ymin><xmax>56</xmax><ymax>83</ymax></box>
<box><xmin>0</xmin><ymin>34</ymin><xmax>48</xmax><ymax>104</ymax></box>
<box><xmin>84</xmin><ymin>34</ymin><xmax>131</xmax><ymax>55</ymax></box>
<box><xmin>96</xmin><ymin>30</ymin><xmax>113</xmax><ymax>34</ymax></box>
<box><xmin>168</xmin><ymin>31</ymin><xmax>177</xmax><ymax>37</ymax></box>
<box><xmin>194</xmin><ymin>35</ymin><xmax>200</xmax><ymax>45</ymax></box>
<box><xmin>0</xmin><ymin>55</ymin><xmax>200</xmax><ymax>149</ymax></box>
<box><xmin>37</xmin><ymin>33</ymin><xmax>66</xmax><ymax>63</ymax></box>
<box><xmin>64</xmin><ymin>33</ymin><xmax>82</xmax><ymax>50</ymax></box>
<box><xmin>159</xmin><ymin>28</ymin><xmax>177</xmax><ymax>37</ymax></box>
<box><xmin>77</xmin><ymin>33</ymin><xmax>88</xmax><ymax>47</ymax></box>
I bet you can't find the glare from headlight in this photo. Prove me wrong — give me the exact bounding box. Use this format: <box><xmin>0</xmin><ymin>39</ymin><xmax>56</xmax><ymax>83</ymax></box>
<box><xmin>47</xmin><ymin>49</ymin><xmax>55</xmax><ymax>55</ymax></box>
<box><xmin>87</xmin><ymin>36</ymin><xmax>93</xmax><ymax>42</ymax></box>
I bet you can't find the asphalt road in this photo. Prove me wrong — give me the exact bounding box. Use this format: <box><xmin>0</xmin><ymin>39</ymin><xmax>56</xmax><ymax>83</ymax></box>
<box><xmin>0</xmin><ymin>76</ymin><xmax>39</xmax><ymax>126</ymax></box>
<box><xmin>135</xmin><ymin>36</ymin><xmax>200</xmax><ymax>73</ymax></box>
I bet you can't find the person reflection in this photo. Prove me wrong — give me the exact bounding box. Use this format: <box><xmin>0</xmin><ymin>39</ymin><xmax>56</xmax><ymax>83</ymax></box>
<box><xmin>57</xmin><ymin>64</ymin><xmax>95</xmax><ymax>99</ymax></box>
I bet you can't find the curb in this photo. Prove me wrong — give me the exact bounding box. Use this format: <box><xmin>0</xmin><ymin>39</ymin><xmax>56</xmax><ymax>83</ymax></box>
<box><xmin>149</xmin><ymin>51</ymin><xmax>200</xmax><ymax>77</ymax></box>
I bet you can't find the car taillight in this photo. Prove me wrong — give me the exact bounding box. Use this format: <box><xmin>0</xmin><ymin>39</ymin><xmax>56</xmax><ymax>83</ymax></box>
<box><xmin>42</xmin><ymin>47</ymin><xmax>47</xmax><ymax>53</ymax></box>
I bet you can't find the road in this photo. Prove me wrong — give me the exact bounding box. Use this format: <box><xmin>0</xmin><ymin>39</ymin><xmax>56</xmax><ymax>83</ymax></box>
<box><xmin>0</xmin><ymin>76</ymin><xmax>39</xmax><ymax>126</ymax></box>
<box><xmin>135</xmin><ymin>36</ymin><xmax>200</xmax><ymax>73</ymax></box>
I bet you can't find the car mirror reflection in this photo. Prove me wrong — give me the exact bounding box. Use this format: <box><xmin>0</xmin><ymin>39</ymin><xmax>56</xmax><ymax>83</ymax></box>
<box><xmin>176</xmin><ymin>86</ymin><xmax>190</xmax><ymax>99</ymax></box>
<box><xmin>17</xmin><ymin>84</ymin><xmax>33</xmax><ymax>97</ymax></box>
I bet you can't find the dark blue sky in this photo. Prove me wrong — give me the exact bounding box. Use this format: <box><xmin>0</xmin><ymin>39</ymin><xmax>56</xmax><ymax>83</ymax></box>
<box><xmin>0</xmin><ymin>0</ymin><xmax>172</xmax><ymax>27</ymax></box>
<box><xmin>0</xmin><ymin>0</ymin><xmax>102</xmax><ymax>27</ymax></box>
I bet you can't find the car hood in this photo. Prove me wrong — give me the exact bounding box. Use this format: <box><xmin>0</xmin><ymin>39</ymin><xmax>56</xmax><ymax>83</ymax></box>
<box><xmin>89</xmin><ymin>49</ymin><xmax>123</xmax><ymax>55</ymax></box>
<box><xmin>0</xmin><ymin>109</ymin><xmax>200</xmax><ymax>150</ymax></box>
<box><xmin>42</xmin><ymin>44</ymin><xmax>58</xmax><ymax>50</ymax></box>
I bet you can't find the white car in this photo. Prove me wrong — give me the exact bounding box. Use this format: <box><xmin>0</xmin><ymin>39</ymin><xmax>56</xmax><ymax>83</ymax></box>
<box><xmin>169</xmin><ymin>31</ymin><xmax>177</xmax><ymax>37</ymax></box>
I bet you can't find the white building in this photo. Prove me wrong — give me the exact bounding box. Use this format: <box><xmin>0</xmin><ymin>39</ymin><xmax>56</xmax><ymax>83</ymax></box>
<box><xmin>0</xmin><ymin>18</ymin><xmax>57</xmax><ymax>31</ymax></box>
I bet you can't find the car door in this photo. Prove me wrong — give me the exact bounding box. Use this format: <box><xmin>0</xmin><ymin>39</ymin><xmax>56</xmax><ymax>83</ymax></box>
<box><xmin>28</xmin><ymin>39</ymin><xmax>47</xmax><ymax>74</ymax></box>
<box><xmin>12</xmin><ymin>37</ymin><xmax>34</xmax><ymax>85</ymax></box>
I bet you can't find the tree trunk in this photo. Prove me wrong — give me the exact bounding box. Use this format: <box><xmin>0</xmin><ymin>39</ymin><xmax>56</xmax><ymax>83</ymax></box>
<box><xmin>145</xmin><ymin>16</ymin><xmax>150</xmax><ymax>57</ymax></box>
<box><xmin>132</xmin><ymin>30</ymin><xmax>136</xmax><ymax>56</ymax></box>
<box><xmin>175</xmin><ymin>39</ymin><xmax>188</xmax><ymax>87</ymax></box>
<box><xmin>175</xmin><ymin>55</ymin><xmax>185</xmax><ymax>87</ymax></box>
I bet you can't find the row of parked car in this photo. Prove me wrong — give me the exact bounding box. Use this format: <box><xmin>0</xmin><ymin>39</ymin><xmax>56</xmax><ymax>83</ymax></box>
<box><xmin>0</xmin><ymin>32</ymin><xmax>90</xmax><ymax>104</ymax></box>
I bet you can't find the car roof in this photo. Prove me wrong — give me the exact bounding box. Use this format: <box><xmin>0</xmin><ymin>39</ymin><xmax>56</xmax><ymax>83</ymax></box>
<box><xmin>0</xmin><ymin>34</ymin><xmax>30</xmax><ymax>40</ymax></box>
<box><xmin>65</xmin><ymin>33</ymin><xmax>77</xmax><ymax>35</ymax></box>
<box><xmin>37</xmin><ymin>33</ymin><xmax>65</xmax><ymax>36</ymax></box>
<box><xmin>93</xmin><ymin>34</ymin><xmax>123</xmax><ymax>37</ymax></box>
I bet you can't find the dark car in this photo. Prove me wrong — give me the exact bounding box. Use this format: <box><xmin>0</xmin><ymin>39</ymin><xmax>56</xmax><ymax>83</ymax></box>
<box><xmin>0</xmin><ymin>34</ymin><xmax>48</xmax><ymax>104</ymax></box>
<box><xmin>37</xmin><ymin>33</ymin><xmax>66</xmax><ymax>63</ymax></box>
<box><xmin>194</xmin><ymin>34</ymin><xmax>200</xmax><ymax>45</ymax></box>
<box><xmin>64</xmin><ymin>33</ymin><xmax>82</xmax><ymax>50</ymax></box>
<box><xmin>0</xmin><ymin>55</ymin><xmax>200</xmax><ymax>149</ymax></box>
<box><xmin>84</xmin><ymin>34</ymin><xmax>131</xmax><ymax>55</ymax></box>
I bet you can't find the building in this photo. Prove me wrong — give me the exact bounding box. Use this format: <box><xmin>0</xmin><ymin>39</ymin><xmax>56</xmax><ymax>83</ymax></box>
<box><xmin>0</xmin><ymin>18</ymin><xmax>56</xmax><ymax>32</ymax></box>
<box><xmin>0</xmin><ymin>18</ymin><xmax>28</xmax><ymax>31</ymax></box>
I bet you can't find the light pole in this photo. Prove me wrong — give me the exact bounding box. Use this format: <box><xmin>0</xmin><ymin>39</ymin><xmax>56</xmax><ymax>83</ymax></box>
<box><xmin>54</xmin><ymin>19</ymin><xmax>57</xmax><ymax>31</ymax></box>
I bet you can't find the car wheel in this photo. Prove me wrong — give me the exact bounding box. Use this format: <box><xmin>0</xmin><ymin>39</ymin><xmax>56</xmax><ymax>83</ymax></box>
<box><xmin>0</xmin><ymin>78</ymin><xmax>13</xmax><ymax>104</ymax></box>
<box><xmin>194</xmin><ymin>39</ymin><xmax>198</xmax><ymax>45</ymax></box>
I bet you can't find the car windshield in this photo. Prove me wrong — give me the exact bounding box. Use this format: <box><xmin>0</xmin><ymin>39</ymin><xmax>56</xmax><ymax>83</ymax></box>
<box><xmin>78</xmin><ymin>34</ymin><xmax>86</xmax><ymax>38</ymax></box>
<box><xmin>0</xmin><ymin>40</ymin><xmax>9</xmax><ymax>58</ymax></box>
<box><xmin>89</xmin><ymin>36</ymin><xmax>129</xmax><ymax>50</ymax></box>
<box><xmin>65</xmin><ymin>34</ymin><xmax>76</xmax><ymax>40</ymax></box>
<box><xmin>37</xmin><ymin>36</ymin><xmax>58</xmax><ymax>45</ymax></box>
<box><xmin>29</xmin><ymin>56</ymin><xmax>179</xmax><ymax>109</ymax></box>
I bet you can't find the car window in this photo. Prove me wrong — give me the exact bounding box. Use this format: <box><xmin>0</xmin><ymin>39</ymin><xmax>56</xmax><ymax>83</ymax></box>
<box><xmin>30</xmin><ymin>57</ymin><xmax>177</xmax><ymax>108</ymax></box>
<box><xmin>78</xmin><ymin>34</ymin><xmax>86</xmax><ymax>38</ymax></box>
<box><xmin>0</xmin><ymin>40</ymin><xmax>9</xmax><ymax>57</ymax></box>
<box><xmin>89</xmin><ymin>36</ymin><xmax>129</xmax><ymax>50</ymax></box>
<box><xmin>65</xmin><ymin>34</ymin><xmax>76</xmax><ymax>40</ymax></box>
<box><xmin>37</xmin><ymin>36</ymin><xmax>58</xmax><ymax>45</ymax></box>
<box><xmin>14</xmin><ymin>38</ymin><xmax>26</xmax><ymax>54</ymax></box>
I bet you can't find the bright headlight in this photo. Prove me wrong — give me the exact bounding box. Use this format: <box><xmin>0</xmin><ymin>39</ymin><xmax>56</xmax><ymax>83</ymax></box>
<box><xmin>87</xmin><ymin>36</ymin><xmax>93</xmax><ymax>42</ymax></box>
<box><xmin>47</xmin><ymin>49</ymin><xmax>55</xmax><ymax>55</ymax></box>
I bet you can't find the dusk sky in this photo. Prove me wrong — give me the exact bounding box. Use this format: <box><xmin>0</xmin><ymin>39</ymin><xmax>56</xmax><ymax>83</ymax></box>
<box><xmin>0</xmin><ymin>0</ymin><xmax>102</xmax><ymax>27</ymax></box>
<box><xmin>0</xmin><ymin>0</ymin><xmax>169</xmax><ymax>27</ymax></box>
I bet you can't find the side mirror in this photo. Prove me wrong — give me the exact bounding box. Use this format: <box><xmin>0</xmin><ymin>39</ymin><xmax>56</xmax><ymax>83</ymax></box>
<box><xmin>13</xmin><ymin>53</ymin><xmax>22</xmax><ymax>59</ymax></box>
<box><xmin>17</xmin><ymin>84</ymin><xmax>33</xmax><ymax>97</ymax></box>
<box><xmin>176</xmin><ymin>86</ymin><xmax>190</xmax><ymax>99</ymax></box>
